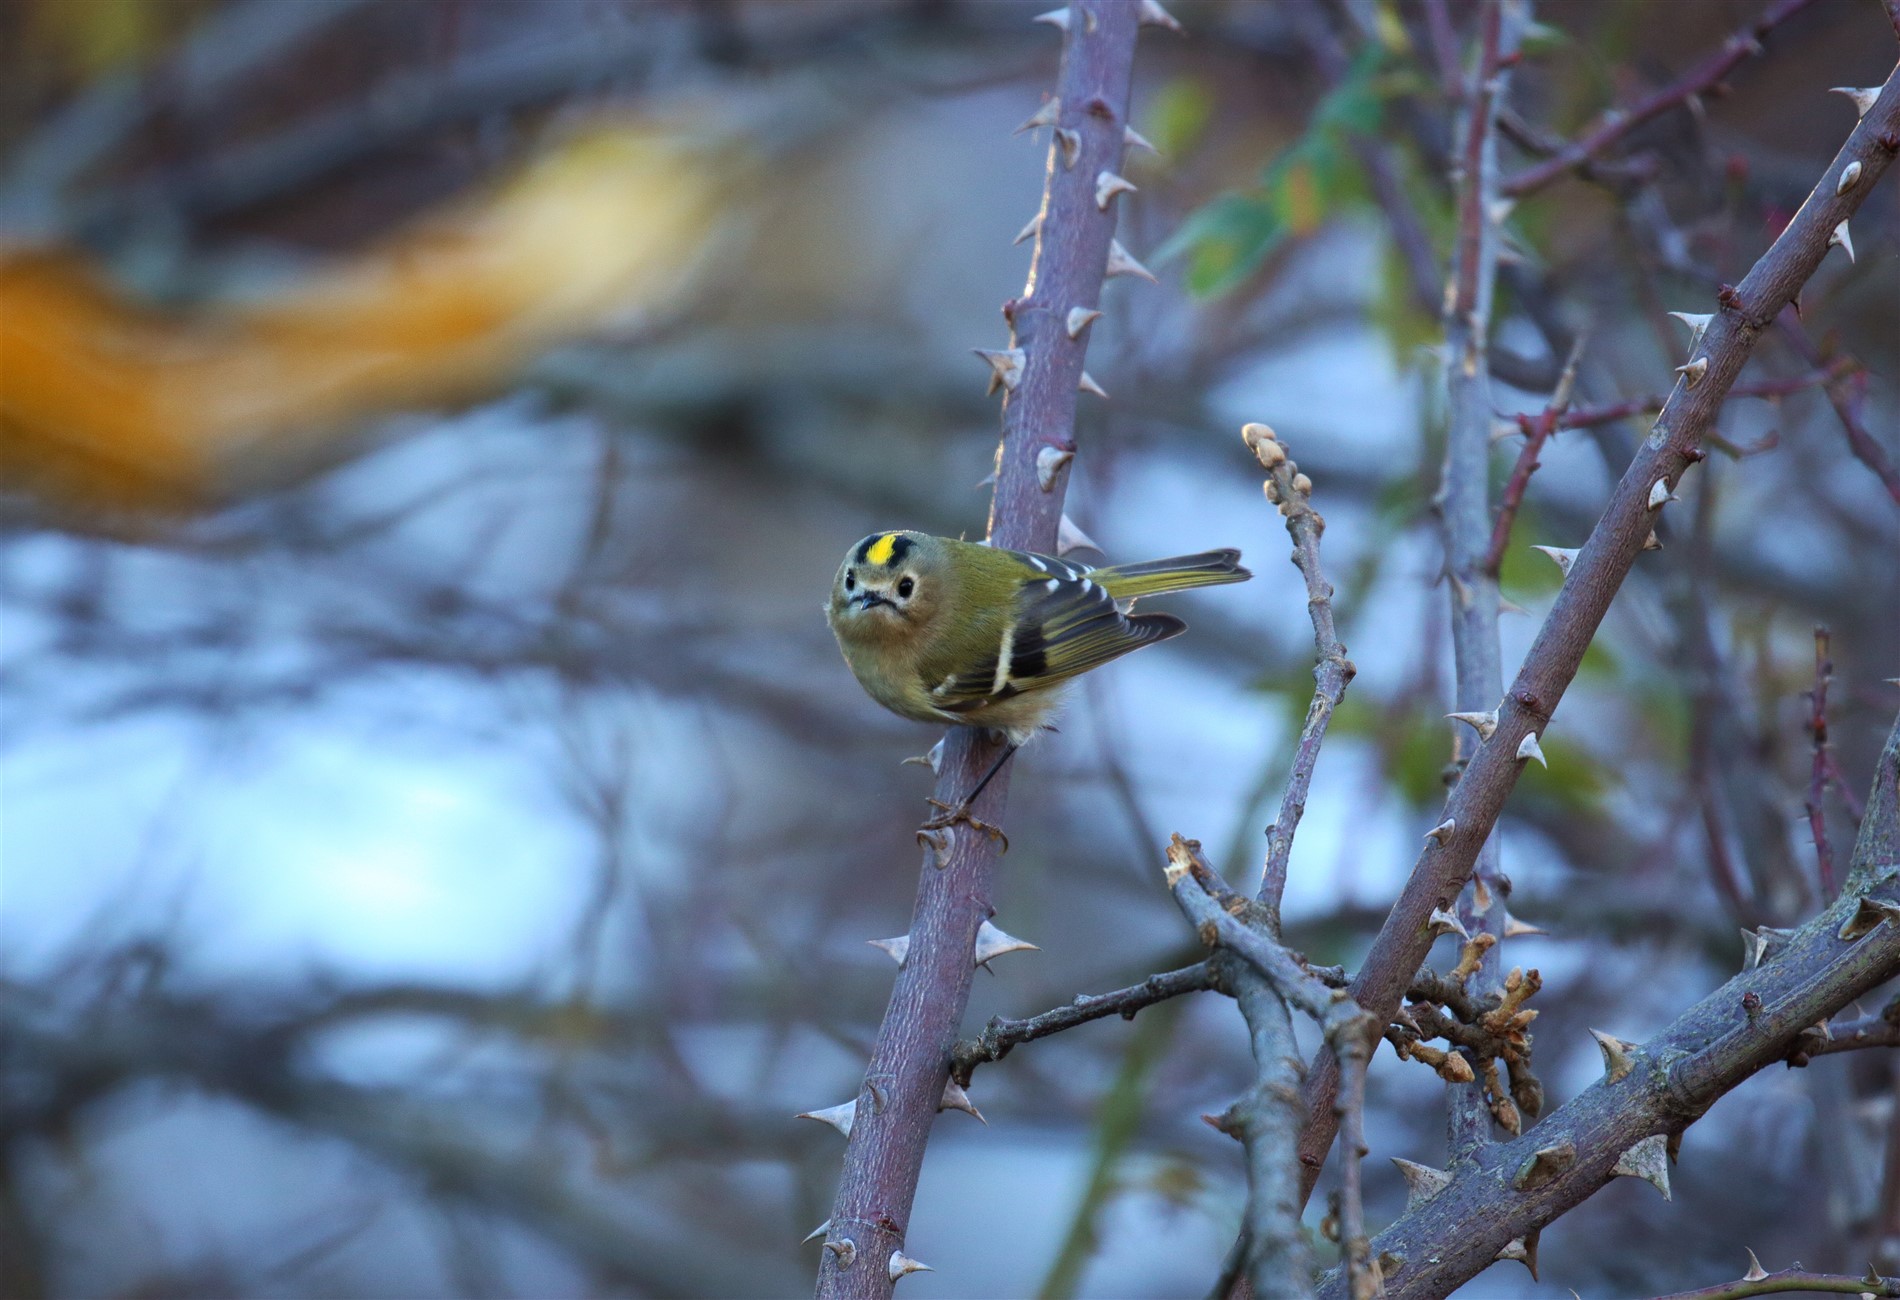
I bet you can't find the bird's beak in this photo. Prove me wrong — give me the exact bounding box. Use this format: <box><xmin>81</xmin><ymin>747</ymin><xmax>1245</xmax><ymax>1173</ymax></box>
<box><xmin>853</xmin><ymin>591</ymin><xmax>893</xmax><ymax>610</ymax></box>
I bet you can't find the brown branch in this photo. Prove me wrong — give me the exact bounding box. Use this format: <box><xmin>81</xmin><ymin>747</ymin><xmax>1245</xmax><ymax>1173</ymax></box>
<box><xmin>816</xmin><ymin>5</ymin><xmax>1152</xmax><ymax>1294</ymax></box>
<box><xmin>1557</xmin><ymin>365</ymin><xmax>1846</xmax><ymax>432</ymax></box>
<box><xmin>947</xmin><ymin>962</ymin><xmax>1218</xmax><ymax>1086</ymax></box>
<box><xmin>1501</xmin><ymin>0</ymin><xmax>1826</xmax><ymax>197</ymax></box>
<box><xmin>1298</xmin><ymin>65</ymin><xmax>1900</xmax><ymax>1208</ymax></box>
<box><xmin>1777</xmin><ymin>311</ymin><xmax>1900</xmax><ymax>508</ymax></box>
<box><xmin>1243</xmin><ymin>426</ymin><xmax>1356</xmax><ymax>922</ymax></box>
<box><xmin>1483</xmin><ymin>337</ymin><xmax>1585</xmax><ymax>576</ymax></box>
<box><xmin>1810</xmin><ymin>1005</ymin><xmax>1900</xmax><ymax>1058</ymax></box>
<box><xmin>1649</xmin><ymin>1264</ymin><xmax>1900</xmax><ymax>1300</ymax></box>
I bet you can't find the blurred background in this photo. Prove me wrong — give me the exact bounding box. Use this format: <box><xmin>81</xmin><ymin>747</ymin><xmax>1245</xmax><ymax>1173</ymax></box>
<box><xmin>1</xmin><ymin>1</ymin><xmax>1897</xmax><ymax>1296</ymax></box>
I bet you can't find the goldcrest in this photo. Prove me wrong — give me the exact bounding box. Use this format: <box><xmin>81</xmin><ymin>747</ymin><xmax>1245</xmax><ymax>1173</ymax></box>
<box><xmin>826</xmin><ymin>530</ymin><xmax>1250</xmax><ymax>746</ymax></box>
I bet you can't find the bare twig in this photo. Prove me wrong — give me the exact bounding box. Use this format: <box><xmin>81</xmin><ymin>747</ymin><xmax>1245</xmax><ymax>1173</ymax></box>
<box><xmin>1557</xmin><ymin>365</ymin><xmax>1847</xmax><ymax>431</ymax></box>
<box><xmin>1777</xmin><ymin>311</ymin><xmax>1900</xmax><ymax>508</ymax></box>
<box><xmin>1502</xmin><ymin>0</ymin><xmax>1826</xmax><ymax>197</ymax></box>
<box><xmin>1811</xmin><ymin>1010</ymin><xmax>1900</xmax><ymax>1057</ymax></box>
<box><xmin>1298</xmin><ymin>65</ymin><xmax>1900</xmax><ymax>1206</ymax></box>
<box><xmin>947</xmin><ymin>962</ymin><xmax>1218</xmax><ymax>1085</ymax></box>
<box><xmin>817</xmin><ymin>5</ymin><xmax>1152</xmax><ymax>1293</ymax></box>
<box><xmin>1242</xmin><ymin>425</ymin><xmax>1356</xmax><ymax>923</ymax></box>
<box><xmin>1484</xmin><ymin>337</ymin><xmax>1586</xmax><ymax>576</ymax></box>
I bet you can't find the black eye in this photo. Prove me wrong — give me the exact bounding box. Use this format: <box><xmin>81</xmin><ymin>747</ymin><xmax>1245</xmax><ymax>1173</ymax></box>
<box><xmin>897</xmin><ymin>576</ymin><xmax>915</xmax><ymax>598</ymax></box>
<box><xmin>844</xmin><ymin>570</ymin><xmax>855</xmax><ymax>591</ymax></box>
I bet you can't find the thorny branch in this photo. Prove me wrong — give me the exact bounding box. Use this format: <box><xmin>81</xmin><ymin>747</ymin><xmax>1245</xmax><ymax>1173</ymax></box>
<box><xmin>1810</xmin><ymin>1005</ymin><xmax>1900</xmax><ymax>1057</ymax></box>
<box><xmin>1165</xmin><ymin>836</ymin><xmax>1379</xmax><ymax>1300</ymax></box>
<box><xmin>1501</xmin><ymin>0</ymin><xmax>1826</xmax><ymax>197</ymax></box>
<box><xmin>1649</xmin><ymin>1261</ymin><xmax>1900</xmax><ymax>1299</ymax></box>
<box><xmin>1297</xmin><ymin>60</ymin><xmax>1900</xmax><ymax>1211</ymax></box>
<box><xmin>1243</xmin><ymin>424</ymin><xmax>1356</xmax><ymax>924</ymax></box>
<box><xmin>816</xmin><ymin>4</ymin><xmax>1157</xmax><ymax>1295</ymax></box>
<box><xmin>1324</xmin><ymin>710</ymin><xmax>1900</xmax><ymax>1300</ymax></box>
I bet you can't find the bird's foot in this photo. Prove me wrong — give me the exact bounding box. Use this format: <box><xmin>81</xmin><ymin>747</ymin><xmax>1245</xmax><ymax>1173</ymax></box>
<box><xmin>919</xmin><ymin>799</ymin><xmax>1009</xmax><ymax>852</ymax></box>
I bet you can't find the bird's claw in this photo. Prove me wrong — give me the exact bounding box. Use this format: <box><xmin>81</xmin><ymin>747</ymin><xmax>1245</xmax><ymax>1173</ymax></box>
<box><xmin>919</xmin><ymin>799</ymin><xmax>1009</xmax><ymax>852</ymax></box>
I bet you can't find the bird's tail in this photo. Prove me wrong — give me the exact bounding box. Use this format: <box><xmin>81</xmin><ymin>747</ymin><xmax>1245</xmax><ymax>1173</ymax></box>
<box><xmin>1092</xmin><ymin>549</ymin><xmax>1250</xmax><ymax>599</ymax></box>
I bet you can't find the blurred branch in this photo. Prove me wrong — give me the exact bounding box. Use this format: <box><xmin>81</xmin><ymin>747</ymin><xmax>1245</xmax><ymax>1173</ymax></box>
<box><xmin>1439</xmin><ymin>0</ymin><xmax>1514</xmax><ymax>1167</ymax></box>
<box><xmin>1501</xmin><ymin>0</ymin><xmax>1825</xmax><ymax>198</ymax></box>
<box><xmin>1298</xmin><ymin>60</ymin><xmax>1900</xmax><ymax>1202</ymax></box>
<box><xmin>817</xmin><ymin>5</ymin><xmax>1155</xmax><ymax>1294</ymax></box>
<box><xmin>0</xmin><ymin>971</ymin><xmax>789</xmax><ymax>1294</ymax></box>
<box><xmin>0</xmin><ymin>0</ymin><xmax>377</xmax><ymax>232</ymax></box>
<box><xmin>1776</xmin><ymin>311</ymin><xmax>1900</xmax><ymax>508</ymax></box>
<box><xmin>1557</xmin><ymin>365</ymin><xmax>1848</xmax><ymax>431</ymax></box>
<box><xmin>1808</xmin><ymin>627</ymin><xmax>1841</xmax><ymax>897</ymax></box>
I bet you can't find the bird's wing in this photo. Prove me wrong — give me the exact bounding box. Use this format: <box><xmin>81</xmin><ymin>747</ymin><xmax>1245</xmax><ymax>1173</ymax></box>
<box><xmin>923</xmin><ymin>565</ymin><xmax>1185</xmax><ymax>714</ymax></box>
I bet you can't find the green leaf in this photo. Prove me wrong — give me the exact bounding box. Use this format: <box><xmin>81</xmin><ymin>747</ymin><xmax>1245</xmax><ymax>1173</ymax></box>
<box><xmin>1163</xmin><ymin>45</ymin><xmax>1395</xmax><ymax>298</ymax></box>
<box><xmin>1146</xmin><ymin>77</ymin><xmax>1216</xmax><ymax>158</ymax></box>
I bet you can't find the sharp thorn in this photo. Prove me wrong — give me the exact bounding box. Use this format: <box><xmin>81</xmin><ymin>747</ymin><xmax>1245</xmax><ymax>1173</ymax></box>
<box><xmin>795</xmin><ymin>1100</ymin><xmax>857</xmax><ymax>1138</ymax></box>
<box><xmin>1095</xmin><ymin>169</ymin><xmax>1138</xmax><ymax>210</ymax></box>
<box><xmin>868</xmin><ymin>935</ymin><xmax>911</xmax><ymax>967</ymax></box>
<box><xmin>1015</xmin><ymin>98</ymin><xmax>1061</xmax><ymax>134</ymax></box>
<box><xmin>1139</xmin><ymin>0</ymin><xmax>1183</xmax><ymax>32</ymax></box>
<box><xmin>975</xmin><ymin>919</ymin><xmax>1040</xmax><ymax>967</ymax></box>
<box><xmin>1105</xmin><ymin>239</ymin><xmax>1158</xmax><ymax>283</ymax></box>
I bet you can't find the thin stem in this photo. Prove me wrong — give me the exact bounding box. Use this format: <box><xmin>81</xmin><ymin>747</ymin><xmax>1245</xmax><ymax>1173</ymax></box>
<box><xmin>1245</xmin><ymin>429</ymin><xmax>1356</xmax><ymax>922</ymax></box>
<box><xmin>1778</xmin><ymin>311</ymin><xmax>1900</xmax><ymax>508</ymax></box>
<box><xmin>1483</xmin><ymin>337</ymin><xmax>1586</xmax><ymax>576</ymax></box>
<box><xmin>948</xmin><ymin>962</ymin><xmax>1218</xmax><ymax>1085</ymax></box>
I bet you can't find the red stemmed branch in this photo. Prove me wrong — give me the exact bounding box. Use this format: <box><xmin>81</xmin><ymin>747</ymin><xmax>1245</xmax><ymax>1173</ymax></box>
<box><xmin>1503</xmin><ymin>0</ymin><xmax>1826</xmax><ymax>197</ymax></box>
<box><xmin>814</xmin><ymin>4</ymin><xmax>1156</xmax><ymax>1296</ymax></box>
<box><xmin>1482</xmin><ymin>338</ymin><xmax>1584</xmax><ymax>576</ymax></box>
<box><xmin>1557</xmin><ymin>364</ymin><xmax>1848</xmax><ymax>431</ymax></box>
<box><xmin>1777</xmin><ymin>310</ymin><xmax>1900</xmax><ymax>507</ymax></box>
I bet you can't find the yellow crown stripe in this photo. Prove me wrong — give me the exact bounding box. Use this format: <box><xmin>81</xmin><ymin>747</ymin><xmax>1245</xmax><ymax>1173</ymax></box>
<box><xmin>866</xmin><ymin>533</ymin><xmax>899</xmax><ymax>566</ymax></box>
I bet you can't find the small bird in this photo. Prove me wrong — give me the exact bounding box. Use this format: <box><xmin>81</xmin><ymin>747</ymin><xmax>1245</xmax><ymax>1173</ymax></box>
<box><xmin>827</xmin><ymin>529</ymin><xmax>1250</xmax><ymax>833</ymax></box>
